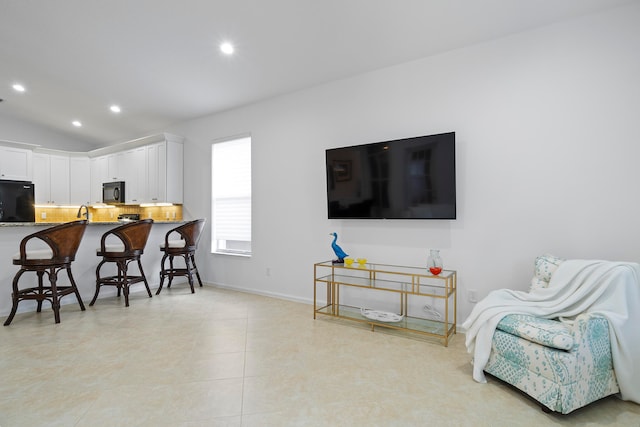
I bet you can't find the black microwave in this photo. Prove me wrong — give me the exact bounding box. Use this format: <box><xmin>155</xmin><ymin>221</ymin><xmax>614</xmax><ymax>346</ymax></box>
<box><xmin>103</xmin><ymin>181</ymin><xmax>125</xmax><ymax>204</ymax></box>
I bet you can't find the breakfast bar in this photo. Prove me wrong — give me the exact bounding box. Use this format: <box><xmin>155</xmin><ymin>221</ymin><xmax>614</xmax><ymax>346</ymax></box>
<box><xmin>0</xmin><ymin>220</ymin><xmax>185</xmax><ymax>319</ymax></box>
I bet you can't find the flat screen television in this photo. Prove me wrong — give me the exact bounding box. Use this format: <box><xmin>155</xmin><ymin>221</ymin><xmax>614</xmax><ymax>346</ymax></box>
<box><xmin>326</xmin><ymin>132</ymin><xmax>456</xmax><ymax>219</ymax></box>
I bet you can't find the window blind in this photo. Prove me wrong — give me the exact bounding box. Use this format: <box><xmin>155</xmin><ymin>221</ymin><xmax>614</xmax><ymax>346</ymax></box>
<box><xmin>212</xmin><ymin>137</ymin><xmax>251</xmax><ymax>251</ymax></box>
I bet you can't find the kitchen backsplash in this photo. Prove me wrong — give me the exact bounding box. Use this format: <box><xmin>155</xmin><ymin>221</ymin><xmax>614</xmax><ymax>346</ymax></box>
<box><xmin>35</xmin><ymin>205</ymin><xmax>183</xmax><ymax>223</ymax></box>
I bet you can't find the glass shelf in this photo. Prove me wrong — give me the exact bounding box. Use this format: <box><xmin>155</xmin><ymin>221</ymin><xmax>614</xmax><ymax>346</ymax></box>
<box><xmin>314</xmin><ymin>261</ymin><xmax>457</xmax><ymax>346</ymax></box>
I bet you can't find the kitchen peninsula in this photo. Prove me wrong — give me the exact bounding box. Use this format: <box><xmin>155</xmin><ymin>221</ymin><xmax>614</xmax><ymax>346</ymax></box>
<box><xmin>0</xmin><ymin>220</ymin><xmax>187</xmax><ymax>320</ymax></box>
<box><xmin>0</xmin><ymin>132</ymin><xmax>190</xmax><ymax>321</ymax></box>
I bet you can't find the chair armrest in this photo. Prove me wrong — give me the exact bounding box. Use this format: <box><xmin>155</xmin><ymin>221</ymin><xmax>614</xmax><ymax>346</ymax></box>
<box><xmin>164</xmin><ymin>228</ymin><xmax>177</xmax><ymax>247</ymax></box>
<box><xmin>569</xmin><ymin>313</ymin><xmax>611</xmax><ymax>354</ymax></box>
<box><xmin>497</xmin><ymin>314</ymin><xmax>574</xmax><ymax>350</ymax></box>
<box><xmin>17</xmin><ymin>232</ymin><xmax>55</xmax><ymax>262</ymax></box>
<box><xmin>99</xmin><ymin>229</ymin><xmax>127</xmax><ymax>252</ymax></box>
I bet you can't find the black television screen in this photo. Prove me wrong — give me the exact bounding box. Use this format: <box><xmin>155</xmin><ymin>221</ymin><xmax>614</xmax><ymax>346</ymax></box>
<box><xmin>326</xmin><ymin>132</ymin><xmax>456</xmax><ymax>219</ymax></box>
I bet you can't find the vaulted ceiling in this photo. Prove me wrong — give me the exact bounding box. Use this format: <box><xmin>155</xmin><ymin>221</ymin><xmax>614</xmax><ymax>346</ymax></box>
<box><xmin>1</xmin><ymin>0</ymin><xmax>636</xmax><ymax>149</ymax></box>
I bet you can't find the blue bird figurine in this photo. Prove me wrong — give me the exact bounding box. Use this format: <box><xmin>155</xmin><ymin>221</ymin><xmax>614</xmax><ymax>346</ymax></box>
<box><xmin>329</xmin><ymin>232</ymin><xmax>348</xmax><ymax>264</ymax></box>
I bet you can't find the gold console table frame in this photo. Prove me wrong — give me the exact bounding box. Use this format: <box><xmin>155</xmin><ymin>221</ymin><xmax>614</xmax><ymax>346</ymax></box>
<box><xmin>314</xmin><ymin>261</ymin><xmax>457</xmax><ymax>346</ymax></box>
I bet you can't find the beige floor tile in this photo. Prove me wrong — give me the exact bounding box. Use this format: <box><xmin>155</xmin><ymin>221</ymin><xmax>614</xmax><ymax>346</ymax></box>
<box><xmin>1</xmin><ymin>286</ymin><xmax>639</xmax><ymax>427</ymax></box>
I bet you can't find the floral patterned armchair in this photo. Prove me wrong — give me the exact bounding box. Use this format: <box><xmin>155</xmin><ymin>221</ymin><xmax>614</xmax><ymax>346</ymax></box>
<box><xmin>485</xmin><ymin>312</ymin><xmax>619</xmax><ymax>414</ymax></box>
<box><xmin>479</xmin><ymin>254</ymin><xmax>620</xmax><ymax>413</ymax></box>
<box><xmin>464</xmin><ymin>254</ymin><xmax>640</xmax><ymax>414</ymax></box>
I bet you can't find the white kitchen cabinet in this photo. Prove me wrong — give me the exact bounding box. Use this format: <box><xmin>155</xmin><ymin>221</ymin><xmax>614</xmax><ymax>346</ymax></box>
<box><xmin>32</xmin><ymin>152</ymin><xmax>70</xmax><ymax>205</ymax></box>
<box><xmin>50</xmin><ymin>155</ymin><xmax>70</xmax><ymax>204</ymax></box>
<box><xmin>69</xmin><ymin>156</ymin><xmax>91</xmax><ymax>205</ymax></box>
<box><xmin>107</xmin><ymin>152</ymin><xmax>126</xmax><ymax>181</ymax></box>
<box><xmin>86</xmin><ymin>133</ymin><xmax>183</xmax><ymax>205</ymax></box>
<box><xmin>165</xmin><ymin>139</ymin><xmax>184</xmax><ymax>204</ymax></box>
<box><xmin>90</xmin><ymin>156</ymin><xmax>108</xmax><ymax>204</ymax></box>
<box><xmin>145</xmin><ymin>138</ymin><xmax>183</xmax><ymax>204</ymax></box>
<box><xmin>0</xmin><ymin>146</ymin><xmax>33</xmax><ymax>181</ymax></box>
<box><xmin>32</xmin><ymin>153</ymin><xmax>49</xmax><ymax>202</ymax></box>
<box><xmin>123</xmin><ymin>147</ymin><xmax>147</xmax><ymax>204</ymax></box>
<box><xmin>146</xmin><ymin>142</ymin><xmax>163</xmax><ymax>203</ymax></box>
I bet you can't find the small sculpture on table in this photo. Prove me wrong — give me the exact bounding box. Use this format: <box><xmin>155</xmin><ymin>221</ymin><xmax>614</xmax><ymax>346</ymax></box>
<box><xmin>329</xmin><ymin>232</ymin><xmax>348</xmax><ymax>264</ymax></box>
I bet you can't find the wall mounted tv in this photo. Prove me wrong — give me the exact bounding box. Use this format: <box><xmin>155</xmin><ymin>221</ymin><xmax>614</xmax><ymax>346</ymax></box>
<box><xmin>326</xmin><ymin>132</ymin><xmax>456</xmax><ymax>219</ymax></box>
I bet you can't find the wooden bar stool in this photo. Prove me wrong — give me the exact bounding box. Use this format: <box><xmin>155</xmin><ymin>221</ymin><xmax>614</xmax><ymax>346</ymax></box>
<box><xmin>91</xmin><ymin>219</ymin><xmax>153</xmax><ymax>307</ymax></box>
<box><xmin>156</xmin><ymin>219</ymin><xmax>205</xmax><ymax>294</ymax></box>
<box><xmin>4</xmin><ymin>220</ymin><xmax>88</xmax><ymax>326</ymax></box>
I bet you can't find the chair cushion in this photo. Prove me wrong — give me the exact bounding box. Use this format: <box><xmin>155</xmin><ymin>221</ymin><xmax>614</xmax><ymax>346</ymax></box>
<box><xmin>497</xmin><ymin>314</ymin><xmax>574</xmax><ymax>351</ymax></box>
<box><xmin>97</xmin><ymin>243</ymin><xmax>126</xmax><ymax>253</ymax></box>
<box><xmin>530</xmin><ymin>254</ymin><xmax>565</xmax><ymax>291</ymax></box>
<box><xmin>12</xmin><ymin>248</ymin><xmax>54</xmax><ymax>260</ymax></box>
<box><xmin>160</xmin><ymin>239</ymin><xmax>186</xmax><ymax>249</ymax></box>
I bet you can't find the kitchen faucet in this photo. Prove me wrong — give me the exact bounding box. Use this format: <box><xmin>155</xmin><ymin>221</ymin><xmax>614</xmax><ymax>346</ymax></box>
<box><xmin>77</xmin><ymin>204</ymin><xmax>89</xmax><ymax>220</ymax></box>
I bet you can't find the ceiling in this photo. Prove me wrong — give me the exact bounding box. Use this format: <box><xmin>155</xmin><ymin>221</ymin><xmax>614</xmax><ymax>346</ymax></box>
<box><xmin>0</xmin><ymin>0</ymin><xmax>636</xmax><ymax>149</ymax></box>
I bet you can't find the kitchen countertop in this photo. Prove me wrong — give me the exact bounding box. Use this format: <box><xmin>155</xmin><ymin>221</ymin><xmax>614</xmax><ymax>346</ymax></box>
<box><xmin>0</xmin><ymin>220</ymin><xmax>185</xmax><ymax>227</ymax></box>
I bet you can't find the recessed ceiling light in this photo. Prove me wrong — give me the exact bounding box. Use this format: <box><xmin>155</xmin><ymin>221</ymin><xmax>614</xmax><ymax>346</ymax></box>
<box><xmin>110</xmin><ymin>105</ymin><xmax>121</xmax><ymax>113</ymax></box>
<box><xmin>220</xmin><ymin>42</ymin><xmax>234</xmax><ymax>55</ymax></box>
<box><xmin>72</xmin><ymin>120</ymin><xmax>82</xmax><ymax>127</ymax></box>
<box><xmin>12</xmin><ymin>84</ymin><xmax>26</xmax><ymax>92</ymax></box>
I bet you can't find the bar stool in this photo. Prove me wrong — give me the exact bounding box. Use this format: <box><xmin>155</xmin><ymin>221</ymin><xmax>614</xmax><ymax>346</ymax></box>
<box><xmin>91</xmin><ymin>219</ymin><xmax>153</xmax><ymax>307</ymax></box>
<box><xmin>4</xmin><ymin>220</ymin><xmax>88</xmax><ymax>326</ymax></box>
<box><xmin>156</xmin><ymin>218</ymin><xmax>205</xmax><ymax>294</ymax></box>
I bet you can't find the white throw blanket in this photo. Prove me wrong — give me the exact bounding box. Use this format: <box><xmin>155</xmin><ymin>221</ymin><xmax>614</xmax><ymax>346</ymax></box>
<box><xmin>462</xmin><ymin>260</ymin><xmax>640</xmax><ymax>404</ymax></box>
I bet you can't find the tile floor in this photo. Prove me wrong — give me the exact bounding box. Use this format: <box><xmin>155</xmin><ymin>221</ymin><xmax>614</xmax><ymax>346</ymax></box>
<box><xmin>1</xmin><ymin>286</ymin><xmax>639</xmax><ymax>426</ymax></box>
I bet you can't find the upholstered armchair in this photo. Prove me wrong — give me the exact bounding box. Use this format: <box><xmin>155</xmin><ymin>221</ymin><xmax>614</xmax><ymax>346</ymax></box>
<box><xmin>485</xmin><ymin>312</ymin><xmax>619</xmax><ymax>413</ymax></box>
<box><xmin>463</xmin><ymin>255</ymin><xmax>640</xmax><ymax>414</ymax></box>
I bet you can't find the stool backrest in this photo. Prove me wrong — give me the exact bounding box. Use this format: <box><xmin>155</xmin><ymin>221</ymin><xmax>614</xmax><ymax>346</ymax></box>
<box><xmin>100</xmin><ymin>219</ymin><xmax>154</xmax><ymax>255</ymax></box>
<box><xmin>17</xmin><ymin>220</ymin><xmax>88</xmax><ymax>264</ymax></box>
<box><xmin>165</xmin><ymin>218</ymin><xmax>206</xmax><ymax>251</ymax></box>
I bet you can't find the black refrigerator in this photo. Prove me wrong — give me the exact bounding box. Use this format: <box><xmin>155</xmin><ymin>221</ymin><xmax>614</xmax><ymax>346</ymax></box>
<box><xmin>0</xmin><ymin>180</ymin><xmax>35</xmax><ymax>222</ymax></box>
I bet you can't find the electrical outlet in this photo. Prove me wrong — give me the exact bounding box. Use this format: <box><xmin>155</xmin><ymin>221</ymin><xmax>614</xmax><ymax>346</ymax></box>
<box><xmin>266</xmin><ymin>267</ymin><xmax>271</xmax><ymax>277</ymax></box>
<box><xmin>166</xmin><ymin>212</ymin><xmax>170</xmax><ymax>219</ymax></box>
<box><xmin>468</xmin><ymin>290</ymin><xmax>478</xmax><ymax>303</ymax></box>
<box><xmin>41</xmin><ymin>212</ymin><xmax>47</xmax><ymax>219</ymax></box>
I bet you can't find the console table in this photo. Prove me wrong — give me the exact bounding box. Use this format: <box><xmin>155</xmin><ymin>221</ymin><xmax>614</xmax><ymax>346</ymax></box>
<box><xmin>313</xmin><ymin>261</ymin><xmax>457</xmax><ymax>346</ymax></box>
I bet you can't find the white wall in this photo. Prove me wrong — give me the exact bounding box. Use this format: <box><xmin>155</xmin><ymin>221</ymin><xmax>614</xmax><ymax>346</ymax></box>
<box><xmin>168</xmin><ymin>3</ymin><xmax>640</xmax><ymax>324</ymax></box>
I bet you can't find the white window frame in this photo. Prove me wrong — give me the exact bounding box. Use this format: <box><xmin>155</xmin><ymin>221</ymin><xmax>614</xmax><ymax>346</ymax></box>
<box><xmin>211</xmin><ymin>135</ymin><xmax>252</xmax><ymax>256</ymax></box>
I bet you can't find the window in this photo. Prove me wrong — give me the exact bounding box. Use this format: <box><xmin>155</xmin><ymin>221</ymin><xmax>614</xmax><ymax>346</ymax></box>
<box><xmin>211</xmin><ymin>136</ymin><xmax>251</xmax><ymax>255</ymax></box>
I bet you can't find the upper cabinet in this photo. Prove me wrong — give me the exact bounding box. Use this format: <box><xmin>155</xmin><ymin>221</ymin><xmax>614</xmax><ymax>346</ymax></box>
<box><xmin>90</xmin><ymin>156</ymin><xmax>108</xmax><ymax>204</ymax></box>
<box><xmin>89</xmin><ymin>152</ymin><xmax>125</xmax><ymax>203</ymax></box>
<box><xmin>106</xmin><ymin>152</ymin><xmax>126</xmax><ymax>181</ymax></box>
<box><xmin>0</xmin><ymin>146</ymin><xmax>33</xmax><ymax>181</ymax></box>
<box><xmin>146</xmin><ymin>138</ymin><xmax>183</xmax><ymax>204</ymax></box>
<box><xmin>69</xmin><ymin>156</ymin><xmax>91</xmax><ymax>205</ymax></box>
<box><xmin>2</xmin><ymin>133</ymin><xmax>183</xmax><ymax>206</ymax></box>
<box><xmin>123</xmin><ymin>147</ymin><xmax>147</xmax><ymax>204</ymax></box>
<box><xmin>32</xmin><ymin>152</ymin><xmax>70</xmax><ymax>205</ymax></box>
<box><xmin>88</xmin><ymin>133</ymin><xmax>183</xmax><ymax>205</ymax></box>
